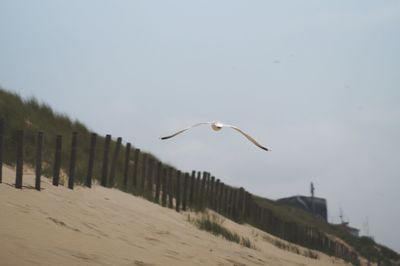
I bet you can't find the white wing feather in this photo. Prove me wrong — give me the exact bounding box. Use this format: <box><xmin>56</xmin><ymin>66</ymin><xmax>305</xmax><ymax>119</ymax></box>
<box><xmin>160</xmin><ymin>122</ymin><xmax>212</xmax><ymax>140</ymax></box>
<box><xmin>224</xmin><ymin>124</ymin><xmax>269</xmax><ymax>151</ymax></box>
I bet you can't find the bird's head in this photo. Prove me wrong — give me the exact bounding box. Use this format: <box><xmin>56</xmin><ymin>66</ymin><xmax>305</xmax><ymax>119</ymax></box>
<box><xmin>211</xmin><ymin>121</ymin><xmax>223</xmax><ymax>131</ymax></box>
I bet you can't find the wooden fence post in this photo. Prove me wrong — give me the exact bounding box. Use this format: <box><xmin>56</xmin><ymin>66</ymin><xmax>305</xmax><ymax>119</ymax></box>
<box><xmin>265</xmin><ymin>209</ymin><xmax>271</xmax><ymax>231</ymax></box>
<box><xmin>282</xmin><ymin>222</ymin><xmax>288</xmax><ymax>241</ymax></box>
<box><xmin>231</xmin><ymin>189</ymin><xmax>238</xmax><ymax>221</ymax></box>
<box><xmin>68</xmin><ymin>132</ymin><xmax>78</xmax><ymax>189</ymax></box>
<box><xmin>15</xmin><ymin>130</ymin><xmax>24</xmax><ymax>189</ymax></box>
<box><xmin>226</xmin><ymin>187</ymin><xmax>232</xmax><ymax>216</ymax></box>
<box><xmin>168</xmin><ymin>167</ymin><xmax>174</xmax><ymax>209</ymax></box>
<box><xmin>250</xmin><ymin>202</ymin><xmax>257</xmax><ymax>224</ymax></box>
<box><xmin>252</xmin><ymin>197</ymin><xmax>258</xmax><ymax>224</ymax></box>
<box><xmin>311</xmin><ymin>228</ymin><xmax>316</xmax><ymax>249</ymax></box>
<box><xmin>218</xmin><ymin>183</ymin><xmax>224</xmax><ymax>213</ymax></box>
<box><xmin>236</xmin><ymin>187</ymin><xmax>242</xmax><ymax>221</ymax></box>
<box><xmin>309</xmin><ymin>227</ymin><xmax>314</xmax><ymax>248</ymax></box>
<box><xmin>224</xmin><ymin>184</ymin><xmax>230</xmax><ymax>216</ymax></box>
<box><xmin>298</xmin><ymin>226</ymin><xmax>305</xmax><ymax>246</ymax></box>
<box><xmin>196</xmin><ymin>171</ymin><xmax>201</xmax><ymax>208</ymax></box>
<box><xmin>131</xmin><ymin>148</ymin><xmax>140</xmax><ymax>189</ymax></box>
<box><xmin>260</xmin><ymin>208</ymin><xmax>266</xmax><ymax>230</ymax></box>
<box><xmin>303</xmin><ymin>227</ymin><xmax>309</xmax><ymax>247</ymax></box>
<box><xmin>249</xmin><ymin>201</ymin><xmax>255</xmax><ymax>224</ymax></box>
<box><xmin>253</xmin><ymin>202</ymin><xmax>258</xmax><ymax>225</ymax></box>
<box><xmin>289</xmin><ymin>222</ymin><xmax>294</xmax><ymax>242</ymax></box>
<box><xmin>155</xmin><ymin>161</ymin><xmax>161</xmax><ymax>203</ymax></box>
<box><xmin>230</xmin><ymin>188</ymin><xmax>235</xmax><ymax>218</ymax></box>
<box><xmin>175</xmin><ymin>170</ymin><xmax>181</xmax><ymax>212</ymax></box>
<box><xmin>214</xmin><ymin>179</ymin><xmax>220</xmax><ymax>211</ymax></box>
<box><xmin>182</xmin><ymin>172</ymin><xmax>189</xmax><ymax>211</ymax></box>
<box><xmin>53</xmin><ymin>135</ymin><xmax>62</xmax><ymax>186</ymax></box>
<box><xmin>140</xmin><ymin>153</ymin><xmax>147</xmax><ymax>193</ymax></box>
<box><xmin>146</xmin><ymin>158</ymin><xmax>154</xmax><ymax>197</ymax></box>
<box><xmin>245</xmin><ymin>192</ymin><xmax>252</xmax><ymax>220</ymax></box>
<box><xmin>308</xmin><ymin>227</ymin><xmax>313</xmax><ymax>248</ymax></box>
<box><xmin>101</xmin><ymin>134</ymin><xmax>111</xmax><ymax>187</ymax></box>
<box><xmin>265</xmin><ymin>210</ymin><xmax>276</xmax><ymax>231</ymax></box>
<box><xmin>244</xmin><ymin>192</ymin><xmax>249</xmax><ymax>220</ymax></box>
<box><xmin>200</xmin><ymin>171</ymin><xmax>207</xmax><ymax>209</ymax></box>
<box><xmin>35</xmin><ymin>131</ymin><xmax>43</xmax><ymax>191</ymax></box>
<box><xmin>204</xmin><ymin>173</ymin><xmax>208</xmax><ymax>207</ymax></box>
<box><xmin>266</xmin><ymin>209</ymin><xmax>272</xmax><ymax>230</ymax></box>
<box><xmin>243</xmin><ymin>192</ymin><xmax>249</xmax><ymax>219</ymax></box>
<box><xmin>207</xmin><ymin>173</ymin><xmax>212</xmax><ymax>207</ymax></box>
<box><xmin>231</xmin><ymin>188</ymin><xmax>236</xmax><ymax>219</ymax></box>
<box><xmin>293</xmin><ymin>223</ymin><xmax>299</xmax><ymax>243</ymax></box>
<box><xmin>205</xmin><ymin>173</ymin><xmax>211</xmax><ymax>207</ymax></box>
<box><xmin>189</xmin><ymin>170</ymin><xmax>195</xmax><ymax>206</ymax></box>
<box><xmin>123</xmin><ymin>142</ymin><xmax>131</xmax><ymax>187</ymax></box>
<box><xmin>277</xmin><ymin>218</ymin><xmax>284</xmax><ymax>238</ymax></box>
<box><xmin>109</xmin><ymin>137</ymin><xmax>122</xmax><ymax>187</ymax></box>
<box><xmin>218</xmin><ymin>182</ymin><xmax>224</xmax><ymax>213</ymax></box>
<box><xmin>238</xmin><ymin>187</ymin><xmax>245</xmax><ymax>221</ymax></box>
<box><xmin>224</xmin><ymin>185</ymin><xmax>230</xmax><ymax>215</ymax></box>
<box><xmin>0</xmin><ymin>118</ymin><xmax>3</xmax><ymax>183</ymax></box>
<box><xmin>242</xmin><ymin>189</ymin><xmax>248</xmax><ymax>221</ymax></box>
<box><xmin>302</xmin><ymin>226</ymin><xmax>308</xmax><ymax>246</ymax></box>
<box><xmin>86</xmin><ymin>133</ymin><xmax>97</xmax><ymax>188</ymax></box>
<box><xmin>209</xmin><ymin>176</ymin><xmax>215</xmax><ymax>209</ymax></box>
<box><xmin>277</xmin><ymin>217</ymin><xmax>283</xmax><ymax>238</ymax></box>
<box><xmin>261</xmin><ymin>207</ymin><xmax>267</xmax><ymax>229</ymax></box>
<box><xmin>161</xmin><ymin>167</ymin><xmax>167</xmax><ymax>207</ymax></box>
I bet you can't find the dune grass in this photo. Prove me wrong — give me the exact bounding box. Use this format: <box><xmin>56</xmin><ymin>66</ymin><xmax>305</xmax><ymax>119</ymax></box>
<box><xmin>191</xmin><ymin>212</ymin><xmax>256</xmax><ymax>249</ymax></box>
<box><xmin>0</xmin><ymin>88</ymin><xmax>160</xmax><ymax>193</ymax></box>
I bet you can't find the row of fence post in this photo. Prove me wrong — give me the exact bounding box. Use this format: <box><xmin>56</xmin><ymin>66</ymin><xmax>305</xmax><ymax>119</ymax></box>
<box><xmin>247</xmin><ymin>200</ymin><xmax>359</xmax><ymax>263</ymax></box>
<box><xmin>0</xmin><ymin>121</ymin><xmax>359</xmax><ymax>265</ymax></box>
<box><xmin>1</xmin><ymin>128</ymin><xmax>255</xmax><ymax>218</ymax></box>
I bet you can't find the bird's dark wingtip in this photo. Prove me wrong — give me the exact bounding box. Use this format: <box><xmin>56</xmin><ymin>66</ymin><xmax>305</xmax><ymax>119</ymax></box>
<box><xmin>261</xmin><ymin>146</ymin><xmax>270</xmax><ymax>152</ymax></box>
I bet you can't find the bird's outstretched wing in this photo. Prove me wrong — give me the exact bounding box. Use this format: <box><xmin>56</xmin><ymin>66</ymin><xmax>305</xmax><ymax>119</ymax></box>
<box><xmin>225</xmin><ymin>125</ymin><xmax>269</xmax><ymax>151</ymax></box>
<box><xmin>160</xmin><ymin>122</ymin><xmax>212</xmax><ymax>140</ymax></box>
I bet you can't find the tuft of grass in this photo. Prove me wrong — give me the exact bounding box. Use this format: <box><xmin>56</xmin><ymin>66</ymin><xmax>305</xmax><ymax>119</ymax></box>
<box><xmin>196</xmin><ymin>213</ymin><xmax>240</xmax><ymax>243</ymax></box>
<box><xmin>303</xmin><ymin>249</ymin><xmax>319</xmax><ymax>259</ymax></box>
<box><xmin>241</xmin><ymin>237</ymin><xmax>255</xmax><ymax>249</ymax></box>
<box><xmin>194</xmin><ymin>213</ymin><xmax>255</xmax><ymax>249</ymax></box>
<box><xmin>260</xmin><ymin>235</ymin><xmax>306</xmax><ymax>257</ymax></box>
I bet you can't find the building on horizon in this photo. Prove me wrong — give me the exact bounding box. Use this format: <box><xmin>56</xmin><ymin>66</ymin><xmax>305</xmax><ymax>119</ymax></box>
<box><xmin>332</xmin><ymin>222</ymin><xmax>360</xmax><ymax>237</ymax></box>
<box><xmin>277</xmin><ymin>195</ymin><xmax>328</xmax><ymax>222</ymax></box>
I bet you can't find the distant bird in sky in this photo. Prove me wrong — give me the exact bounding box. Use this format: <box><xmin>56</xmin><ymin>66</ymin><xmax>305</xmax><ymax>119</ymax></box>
<box><xmin>160</xmin><ymin>121</ymin><xmax>269</xmax><ymax>151</ymax></box>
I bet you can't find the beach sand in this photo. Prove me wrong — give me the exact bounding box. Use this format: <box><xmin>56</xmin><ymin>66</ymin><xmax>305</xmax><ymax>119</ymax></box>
<box><xmin>0</xmin><ymin>165</ymin><xmax>350</xmax><ymax>266</ymax></box>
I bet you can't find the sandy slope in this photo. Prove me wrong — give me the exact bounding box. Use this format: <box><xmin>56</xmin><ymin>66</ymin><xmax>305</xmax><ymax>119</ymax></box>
<box><xmin>0</xmin><ymin>165</ymin><xmax>349</xmax><ymax>266</ymax></box>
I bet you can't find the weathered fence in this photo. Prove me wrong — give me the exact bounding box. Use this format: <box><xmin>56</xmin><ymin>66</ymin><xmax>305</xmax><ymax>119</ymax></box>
<box><xmin>0</xmin><ymin>122</ymin><xmax>359</xmax><ymax>264</ymax></box>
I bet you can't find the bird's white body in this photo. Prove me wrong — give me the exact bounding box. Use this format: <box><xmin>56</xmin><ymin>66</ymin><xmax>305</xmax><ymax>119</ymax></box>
<box><xmin>161</xmin><ymin>121</ymin><xmax>269</xmax><ymax>151</ymax></box>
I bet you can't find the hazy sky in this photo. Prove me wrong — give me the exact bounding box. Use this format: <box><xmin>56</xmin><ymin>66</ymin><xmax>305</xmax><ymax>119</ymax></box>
<box><xmin>1</xmin><ymin>0</ymin><xmax>399</xmax><ymax>252</ymax></box>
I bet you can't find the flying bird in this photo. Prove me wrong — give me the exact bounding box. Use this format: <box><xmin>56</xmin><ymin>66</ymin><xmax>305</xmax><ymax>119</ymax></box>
<box><xmin>160</xmin><ymin>121</ymin><xmax>269</xmax><ymax>151</ymax></box>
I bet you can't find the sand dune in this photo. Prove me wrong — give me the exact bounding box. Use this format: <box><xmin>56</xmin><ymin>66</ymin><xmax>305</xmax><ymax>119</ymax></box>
<box><xmin>0</xmin><ymin>165</ymin><xmax>349</xmax><ymax>266</ymax></box>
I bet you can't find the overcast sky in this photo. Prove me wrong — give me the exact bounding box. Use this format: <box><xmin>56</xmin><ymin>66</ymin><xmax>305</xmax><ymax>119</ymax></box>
<box><xmin>1</xmin><ymin>0</ymin><xmax>399</xmax><ymax>252</ymax></box>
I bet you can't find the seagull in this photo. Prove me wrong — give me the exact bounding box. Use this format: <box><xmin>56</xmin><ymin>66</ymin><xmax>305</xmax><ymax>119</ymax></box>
<box><xmin>160</xmin><ymin>121</ymin><xmax>269</xmax><ymax>151</ymax></box>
